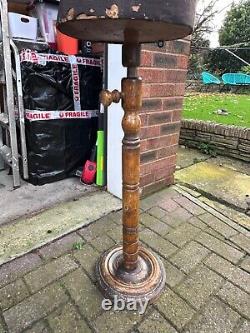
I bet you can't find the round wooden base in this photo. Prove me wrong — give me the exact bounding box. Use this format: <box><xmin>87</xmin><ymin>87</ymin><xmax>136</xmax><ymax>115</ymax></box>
<box><xmin>96</xmin><ymin>245</ymin><xmax>166</xmax><ymax>304</ymax></box>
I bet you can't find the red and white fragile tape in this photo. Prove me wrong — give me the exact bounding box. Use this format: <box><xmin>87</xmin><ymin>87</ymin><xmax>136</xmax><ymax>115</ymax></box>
<box><xmin>20</xmin><ymin>50</ymin><xmax>103</xmax><ymax>68</ymax></box>
<box><xmin>25</xmin><ymin>110</ymin><xmax>98</xmax><ymax>122</ymax></box>
<box><xmin>20</xmin><ymin>50</ymin><xmax>102</xmax><ymax>119</ymax></box>
<box><xmin>69</xmin><ymin>56</ymin><xmax>81</xmax><ymax>112</ymax></box>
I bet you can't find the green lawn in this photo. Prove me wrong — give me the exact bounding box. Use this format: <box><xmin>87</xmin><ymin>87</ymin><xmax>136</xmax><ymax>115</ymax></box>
<box><xmin>183</xmin><ymin>93</ymin><xmax>250</xmax><ymax>127</ymax></box>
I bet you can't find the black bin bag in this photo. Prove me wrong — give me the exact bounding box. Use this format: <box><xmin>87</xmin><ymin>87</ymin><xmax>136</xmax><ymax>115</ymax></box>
<box><xmin>20</xmin><ymin>49</ymin><xmax>102</xmax><ymax>185</ymax></box>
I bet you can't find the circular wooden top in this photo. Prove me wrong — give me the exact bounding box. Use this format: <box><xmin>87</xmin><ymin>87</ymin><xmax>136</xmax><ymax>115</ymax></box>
<box><xmin>57</xmin><ymin>0</ymin><xmax>197</xmax><ymax>43</ymax></box>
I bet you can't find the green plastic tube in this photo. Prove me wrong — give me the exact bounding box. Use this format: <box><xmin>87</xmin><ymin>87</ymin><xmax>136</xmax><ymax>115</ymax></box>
<box><xmin>96</xmin><ymin>130</ymin><xmax>105</xmax><ymax>186</ymax></box>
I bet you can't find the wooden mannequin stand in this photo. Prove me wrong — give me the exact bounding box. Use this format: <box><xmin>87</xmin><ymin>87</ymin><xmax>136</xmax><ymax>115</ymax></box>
<box><xmin>97</xmin><ymin>41</ymin><xmax>165</xmax><ymax>302</ymax></box>
<box><xmin>57</xmin><ymin>0</ymin><xmax>197</xmax><ymax>305</ymax></box>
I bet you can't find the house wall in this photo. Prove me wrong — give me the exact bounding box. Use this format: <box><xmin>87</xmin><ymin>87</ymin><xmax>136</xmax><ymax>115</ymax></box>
<box><xmin>139</xmin><ymin>40</ymin><xmax>191</xmax><ymax>195</ymax></box>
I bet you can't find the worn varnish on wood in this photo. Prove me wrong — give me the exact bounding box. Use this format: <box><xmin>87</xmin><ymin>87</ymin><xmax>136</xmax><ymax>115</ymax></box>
<box><xmin>57</xmin><ymin>0</ymin><xmax>197</xmax><ymax>43</ymax></box>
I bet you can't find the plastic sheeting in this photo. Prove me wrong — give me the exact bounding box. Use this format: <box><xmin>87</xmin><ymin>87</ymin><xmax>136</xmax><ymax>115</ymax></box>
<box><xmin>21</xmin><ymin>50</ymin><xmax>102</xmax><ymax>185</ymax></box>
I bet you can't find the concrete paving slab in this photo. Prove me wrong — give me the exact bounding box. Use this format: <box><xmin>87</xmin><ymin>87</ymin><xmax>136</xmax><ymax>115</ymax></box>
<box><xmin>177</xmin><ymin>147</ymin><xmax>209</xmax><ymax>169</ymax></box>
<box><xmin>177</xmin><ymin>147</ymin><xmax>250</xmax><ymax>176</ymax></box>
<box><xmin>175</xmin><ymin>161</ymin><xmax>250</xmax><ymax>211</ymax></box>
<box><xmin>0</xmin><ymin>170</ymin><xmax>98</xmax><ymax>226</ymax></box>
<box><xmin>209</xmin><ymin>155</ymin><xmax>250</xmax><ymax>176</ymax></box>
<box><xmin>0</xmin><ymin>191</ymin><xmax>121</xmax><ymax>265</ymax></box>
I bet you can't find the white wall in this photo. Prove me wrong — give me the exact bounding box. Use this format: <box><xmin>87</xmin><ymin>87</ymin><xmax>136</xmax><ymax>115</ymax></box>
<box><xmin>106</xmin><ymin>44</ymin><xmax>125</xmax><ymax>199</ymax></box>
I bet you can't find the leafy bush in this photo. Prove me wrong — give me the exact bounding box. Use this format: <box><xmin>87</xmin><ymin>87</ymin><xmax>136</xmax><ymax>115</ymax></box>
<box><xmin>241</xmin><ymin>65</ymin><xmax>250</xmax><ymax>74</ymax></box>
<box><xmin>205</xmin><ymin>1</ymin><xmax>250</xmax><ymax>75</ymax></box>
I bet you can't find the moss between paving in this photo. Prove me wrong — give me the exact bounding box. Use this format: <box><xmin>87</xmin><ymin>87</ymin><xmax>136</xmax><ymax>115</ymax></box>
<box><xmin>0</xmin><ymin>191</ymin><xmax>121</xmax><ymax>265</ymax></box>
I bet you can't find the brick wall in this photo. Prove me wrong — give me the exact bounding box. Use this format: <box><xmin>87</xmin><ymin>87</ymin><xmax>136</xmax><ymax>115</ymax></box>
<box><xmin>180</xmin><ymin>120</ymin><xmax>250</xmax><ymax>162</ymax></box>
<box><xmin>139</xmin><ymin>40</ymin><xmax>191</xmax><ymax>195</ymax></box>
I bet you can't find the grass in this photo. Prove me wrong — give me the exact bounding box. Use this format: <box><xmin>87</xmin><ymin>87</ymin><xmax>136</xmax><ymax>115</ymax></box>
<box><xmin>183</xmin><ymin>93</ymin><xmax>250</xmax><ymax>127</ymax></box>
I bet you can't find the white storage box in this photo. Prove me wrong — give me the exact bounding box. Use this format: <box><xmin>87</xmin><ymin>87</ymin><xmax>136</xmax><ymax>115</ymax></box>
<box><xmin>8</xmin><ymin>12</ymin><xmax>38</xmax><ymax>40</ymax></box>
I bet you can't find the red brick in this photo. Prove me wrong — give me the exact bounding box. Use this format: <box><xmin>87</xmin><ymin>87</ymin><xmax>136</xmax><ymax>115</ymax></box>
<box><xmin>142</xmin><ymin>98</ymin><xmax>162</xmax><ymax>111</ymax></box>
<box><xmin>161</xmin><ymin>122</ymin><xmax>181</xmax><ymax>135</ymax></box>
<box><xmin>142</xmin><ymin>84</ymin><xmax>151</xmax><ymax>98</ymax></box>
<box><xmin>142</xmin><ymin>43</ymin><xmax>165</xmax><ymax>52</ymax></box>
<box><xmin>140</xmin><ymin>140</ymin><xmax>148</xmax><ymax>152</ymax></box>
<box><xmin>155</xmin><ymin>165</ymin><xmax>176</xmax><ymax>181</ymax></box>
<box><xmin>164</xmin><ymin>70</ymin><xmax>177</xmax><ymax>83</ymax></box>
<box><xmin>176</xmin><ymin>71</ymin><xmax>188</xmax><ymax>83</ymax></box>
<box><xmin>156</xmin><ymin>145</ymin><xmax>178</xmax><ymax>159</ymax></box>
<box><xmin>142</xmin><ymin>156</ymin><xmax>177</xmax><ymax>174</ymax></box>
<box><xmin>163</xmin><ymin>97</ymin><xmax>184</xmax><ymax>110</ymax></box>
<box><xmin>140</xmin><ymin>173</ymin><xmax>155</xmax><ymax>187</ymax></box>
<box><xmin>171</xmin><ymin>133</ymin><xmax>180</xmax><ymax>145</ymax></box>
<box><xmin>164</xmin><ymin>70</ymin><xmax>187</xmax><ymax>83</ymax></box>
<box><xmin>177</xmin><ymin>55</ymin><xmax>189</xmax><ymax>69</ymax></box>
<box><xmin>140</xmin><ymin>150</ymin><xmax>157</xmax><ymax>164</ymax></box>
<box><xmin>150</xmin><ymin>83</ymin><xmax>175</xmax><ymax>97</ymax></box>
<box><xmin>139</xmin><ymin>69</ymin><xmax>166</xmax><ymax>83</ymax></box>
<box><xmin>140</xmin><ymin>164</ymin><xmax>148</xmax><ymax>176</ymax></box>
<box><xmin>141</xmin><ymin>126</ymin><xmax>161</xmax><ymax>139</ymax></box>
<box><xmin>141</xmin><ymin>51</ymin><xmax>153</xmax><ymax>67</ymax></box>
<box><xmin>139</xmin><ymin>114</ymin><xmax>148</xmax><ymax>127</ymax></box>
<box><xmin>168</xmin><ymin>40</ymin><xmax>191</xmax><ymax>55</ymax></box>
<box><xmin>141</xmin><ymin>177</ymin><xmax>174</xmax><ymax>197</ymax></box>
<box><xmin>146</xmin><ymin>134</ymin><xmax>179</xmax><ymax>150</ymax></box>
<box><xmin>148</xmin><ymin>111</ymin><xmax>173</xmax><ymax>125</ymax></box>
<box><xmin>139</xmin><ymin>43</ymin><xmax>189</xmax><ymax>194</ymax></box>
<box><xmin>153</xmin><ymin>53</ymin><xmax>178</xmax><ymax>68</ymax></box>
<box><xmin>174</xmin><ymin>83</ymin><xmax>186</xmax><ymax>96</ymax></box>
<box><xmin>172</xmin><ymin>109</ymin><xmax>183</xmax><ymax>122</ymax></box>
<box><xmin>141</xmin><ymin>145</ymin><xmax>178</xmax><ymax>166</ymax></box>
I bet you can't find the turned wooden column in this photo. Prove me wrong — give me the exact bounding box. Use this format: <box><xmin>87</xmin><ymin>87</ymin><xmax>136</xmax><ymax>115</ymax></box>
<box><xmin>121</xmin><ymin>41</ymin><xmax>141</xmax><ymax>271</ymax></box>
<box><xmin>97</xmin><ymin>42</ymin><xmax>166</xmax><ymax>302</ymax></box>
<box><xmin>122</xmin><ymin>76</ymin><xmax>142</xmax><ymax>271</ymax></box>
<box><xmin>100</xmin><ymin>42</ymin><xmax>142</xmax><ymax>272</ymax></box>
